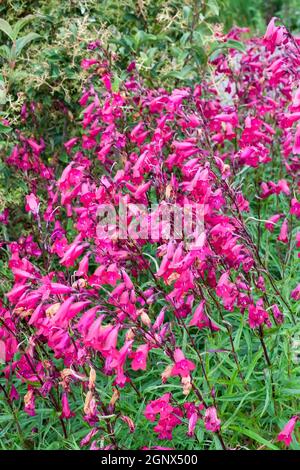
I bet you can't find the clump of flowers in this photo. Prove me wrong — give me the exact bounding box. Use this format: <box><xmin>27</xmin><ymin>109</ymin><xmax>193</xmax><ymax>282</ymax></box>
<box><xmin>0</xmin><ymin>19</ymin><xmax>299</xmax><ymax>450</ymax></box>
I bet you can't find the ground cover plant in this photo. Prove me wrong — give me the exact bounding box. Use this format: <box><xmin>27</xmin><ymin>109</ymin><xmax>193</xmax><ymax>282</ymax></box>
<box><xmin>0</xmin><ymin>2</ymin><xmax>300</xmax><ymax>451</ymax></box>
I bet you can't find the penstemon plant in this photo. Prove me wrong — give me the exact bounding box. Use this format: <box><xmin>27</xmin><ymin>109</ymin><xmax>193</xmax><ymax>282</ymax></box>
<box><xmin>0</xmin><ymin>16</ymin><xmax>41</xmax><ymax>70</ymax></box>
<box><xmin>0</xmin><ymin>18</ymin><xmax>299</xmax><ymax>450</ymax></box>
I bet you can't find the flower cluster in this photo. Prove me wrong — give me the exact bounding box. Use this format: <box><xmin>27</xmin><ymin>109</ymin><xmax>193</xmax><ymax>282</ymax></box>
<box><xmin>0</xmin><ymin>19</ymin><xmax>299</xmax><ymax>449</ymax></box>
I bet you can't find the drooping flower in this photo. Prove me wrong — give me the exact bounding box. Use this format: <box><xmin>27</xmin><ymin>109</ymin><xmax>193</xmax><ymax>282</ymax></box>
<box><xmin>120</xmin><ymin>415</ymin><xmax>135</xmax><ymax>433</ymax></box>
<box><xmin>292</xmin><ymin>124</ymin><xmax>300</xmax><ymax>154</ymax></box>
<box><xmin>0</xmin><ymin>208</ymin><xmax>9</xmax><ymax>225</ymax></box>
<box><xmin>24</xmin><ymin>389</ymin><xmax>35</xmax><ymax>416</ymax></box>
<box><xmin>171</xmin><ymin>348</ymin><xmax>196</xmax><ymax>378</ymax></box>
<box><xmin>153</xmin><ymin>408</ymin><xmax>183</xmax><ymax>440</ymax></box>
<box><xmin>291</xmin><ymin>284</ymin><xmax>300</xmax><ymax>301</ymax></box>
<box><xmin>189</xmin><ymin>300</ymin><xmax>219</xmax><ymax>331</ymax></box>
<box><xmin>278</xmin><ymin>219</ymin><xmax>288</xmax><ymax>243</ymax></box>
<box><xmin>144</xmin><ymin>393</ymin><xmax>172</xmax><ymax>422</ymax></box>
<box><xmin>291</xmin><ymin>198</ymin><xmax>300</xmax><ymax>218</ymax></box>
<box><xmin>130</xmin><ymin>344</ymin><xmax>149</xmax><ymax>371</ymax></box>
<box><xmin>272</xmin><ymin>304</ymin><xmax>284</xmax><ymax>324</ymax></box>
<box><xmin>264</xmin><ymin>17</ymin><xmax>285</xmax><ymax>52</ymax></box>
<box><xmin>248</xmin><ymin>300</ymin><xmax>271</xmax><ymax>329</ymax></box>
<box><xmin>265</xmin><ymin>214</ymin><xmax>282</xmax><ymax>232</ymax></box>
<box><xmin>204</xmin><ymin>406</ymin><xmax>221</xmax><ymax>433</ymax></box>
<box><xmin>25</xmin><ymin>193</ymin><xmax>40</xmax><ymax>216</ymax></box>
<box><xmin>187</xmin><ymin>411</ymin><xmax>198</xmax><ymax>437</ymax></box>
<box><xmin>61</xmin><ymin>392</ymin><xmax>75</xmax><ymax>419</ymax></box>
<box><xmin>277</xmin><ymin>416</ymin><xmax>298</xmax><ymax>447</ymax></box>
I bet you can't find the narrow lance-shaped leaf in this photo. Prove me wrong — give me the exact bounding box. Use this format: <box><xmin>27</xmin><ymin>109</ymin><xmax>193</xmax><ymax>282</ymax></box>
<box><xmin>15</xmin><ymin>32</ymin><xmax>41</xmax><ymax>57</ymax></box>
<box><xmin>0</xmin><ymin>76</ymin><xmax>6</xmax><ymax>105</ymax></box>
<box><xmin>0</xmin><ymin>18</ymin><xmax>14</xmax><ymax>41</ymax></box>
<box><xmin>0</xmin><ymin>45</ymin><xmax>11</xmax><ymax>60</ymax></box>
<box><xmin>13</xmin><ymin>14</ymin><xmax>38</xmax><ymax>39</ymax></box>
<box><xmin>0</xmin><ymin>122</ymin><xmax>11</xmax><ymax>134</ymax></box>
<box><xmin>208</xmin><ymin>38</ymin><xmax>246</xmax><ymax>60</ymax></box>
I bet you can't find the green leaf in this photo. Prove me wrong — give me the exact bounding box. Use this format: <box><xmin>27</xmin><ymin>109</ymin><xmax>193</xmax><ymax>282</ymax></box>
<box><xmin>13</xmin><ymin>14</ymin><xmax>38</xmax><ymax>38</ymax></box>
<box><xmin>224</xmin><ymin>39</ymin><xmax>247</xmax><ymax>53</ymax></box>
<box><xmin>112</xmin><ymin>74</ymin><xmax>121</xmax><ymax>92</ymax></box>
<box><xmin>0</xmin><ymin>77</ymin><xmax>6</xmax><ymax>105</ymax></box>
<box><xmin>134</xmin><ymin>30</ymin><xmax>158</xmax><ymax>47</ymax></box>
<box><xmin>0</xmin><ymin>122</ymin><xmax>11</xmax><ymax>134</ymax></box>
<box><xmin>15</xmin><ymin>32</ymin><xmax>40</xmax><ymax>56</ymax></box>
<box><xmin>209</xmin><ymin>39</ymin><xmax>246</xmax><ymax>60</ymax></box>
<box><xmin>0</xmin><ymin>18</ymin><xmax>14</xmax><ymax>41</ymax></box>
<box><xmin>233</xmin><ymin>317</ymin><xmax>244</xmax><ymax>351</ymax></box>
<box><xmin>182</xmin><ymin>6</ymin><xmax>192</xmax><ymax>21</ymax></box>
<box><xmin>212</xmin><ymin>434</ymin><xmax>224</xmax><ymax>449</ymax></box>
<box><xmin>165</xmin><ymin>66</ymin><xmax>194</xmax><ymax>80</ymax></box>
<box><xmin>193</xmin><ymin>45</ymin><xmax>207</xmax><ymax>65</ymax></box>
<box><xmin>245</xmin><ymin>348</ymin><xmax>263</xmax><ymax>382</ymax></box>
<box><xmin>0</xmin><ymin>44</ymin><xmax>10</xmax><ymax>60</ymax></box>
<box><xmin>229</xmin><ymin>426</ymin><xmax>279</xmax><ymax>450</ymax></box>
<box><xmin>206</xmin><ymin>0</ymin><xmax>220</xmax><ymax>17</ymax></box>
<box><xmin>180</xmin><ymin>32</ymin><xmax>190</xmax><ymax>45</ymax></box>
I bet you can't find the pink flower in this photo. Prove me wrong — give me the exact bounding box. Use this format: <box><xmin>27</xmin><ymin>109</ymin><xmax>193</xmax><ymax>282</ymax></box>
<box><xmin>87</xmin><ymin>40</ymin><xmax>101</xmax><ymax>50</ymax></box>
<box><xmin>278</xmin><ymin>218</ymin><xmax>288</xmax><ymax>243</ymax></box>
<box><xmin>248</xmin><ymin>300</ymin><xmax>271</xmax><ymax>329</ymax></box>
<box><xmin>25</xmin><ymin>193</ymin><xmax>40</xmax><ymax>216</ymax></box>
<box><xmin>144</xmin><ymin>393</ymin><xmax>172</xmax><ymax>422</ymax></box>
<box><xmin>49</xmin><ymin>282</ymin><xmax>72</xmax><ymax>295</ymax></box>
<box><xmin>153</xmin><ymin>408</ymin><xmax>183</xmax><ymax>440</ymax></box>
<box><xmin>131</xmin><ymin>344</ymin><xmax>149</xmax><ymax>371</ymax></box>
<box><xmin>81</xmin><ymin>58</ymin><xmax>98</xmax><ymax>69</ymax></box>
<box><xmin>0</xmin><ymin>339</ymin><xmax>6</xmax><ymax>363</ymax></box>
<box><xmin>80</xmin><ymin>428</ymin><xmax>99</xmax><ymax>447</ymax></box>
<box><xmin>187</xmin><ymin>411</ymin><xmax>198</xmax><ymax>437</ymax></box>
<box><xmin>278</xmin><ymin>416</ymin><xmax>298</xmax><ymax>446</ymax></box>
<box><xmin>293</xmin><ymin>124</ymin><xmax>300</xmax><ymax>154</ymax></box>
<box><xmin>10</xmin><ymin>385</ymin><xmax>19</xmax><ymax>401</ymax></box>
<box><xmin>216</xmin><ymin>272</ymin><xmax>238</xmax><ymax>311</ymax></box>
<box><xmin>291</xmin><ymin>198</ymin><xmax>300</xmax><ymax>218</ymax></box>
<box><xmin>76</xmin><ymin>253</ymin><xmax>90</xmax><ymax>277</ymax></box>
<box><xmin>59</xmin><ymin>240</ymin><xmax>89</xmax><ymax>267</ymax></box>
<box><xmin>204</xmin><ymin>406</ymin><xmax>221</xmax><ymax>432</ymax></box>
<box><xmin>64</xmin><ymin>137</ymin><xmax>79</xmax><ymax>153</ymax></box>
<box><xmin>3</xmin><ymin>26</ymin><xmax>300</xmax><ymax>449</ymax></box>
<box><xmin>145</xmin><ymin>393</ymin><xmax>183</xmax><ymax>440</ymax></box>
<box><xmin>171</xmin><ymin>348</ymin><xmax>196</xmax><ymax>378</ymax></box>
<box><xmin>256</xmin><ymin>275</ymin><xmax>266</xmax><ymax>292</ymax></box>
<box><xmin>264</xmin><ymin>17</ymin><xmax>285</xmax><ymax>52</ymax></box>
<box><xmin>102</xmin><ymin>73</ymin><xmax>112</xmax><ymax>91</ymax></box>
<box><xmin>0</xmin><ymin>208</ymin><xmax>9</xmax><ymax>225</ymax></box>
<box><xmin>153</xmin><ymin>308</ymin><xmax>166</xmax><ymax>330</ymax></box>
<box><xmin>27</xmin><ymin>138</ymin><xmax>44</xmax><ymax>154</ymax></box>
<box><xmin>291</xmin><ymin>284</ymin><xmax>300</xmax><ymax>301</ymax></box>
<box><xmin>189</xmin><ymin>300</ymin><xmax>219</xmax><ymax>331</ymax></box>
<box><xmin>120</xmin><ymin>415</ymin><xmax>135</xmax><ymax>433</ymax></box>
<box><xmin>61</xmin><ymin>392</ymin><xmax>75</xmax><ymax>419</ymax></box>
<box><xmin>265</xmin><ymin>214</ymin><xmax>282</xmax><ymax>232</ymax></box>
<box><xmin>272</xmin><ymin>304</ymin><xmax>284</xmax><ymax>324</ymax></box>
